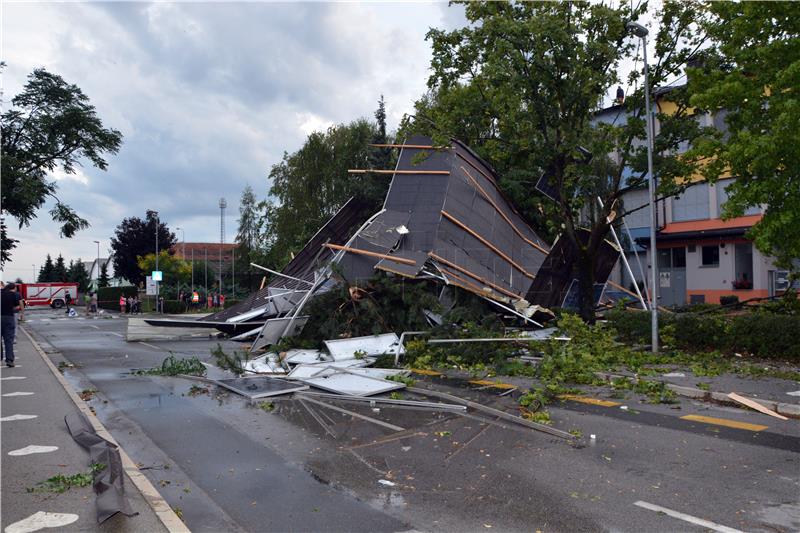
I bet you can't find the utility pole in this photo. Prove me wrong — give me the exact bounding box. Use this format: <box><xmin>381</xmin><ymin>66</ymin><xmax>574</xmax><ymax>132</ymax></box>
<box><xmin>219</xmin><ymin>197</ymin><xmax>226</xmax><ymax>297</ymax></box>
<box><xmin>232</xmin><ymin>249</ymin><xmax>235</xmax><ymax>297</ymax></box>
<box><xmin>627</xmin><ymin>21</ymin><xmax>659</xmax><ymax>353</ymax></box>
<box><xmin>204</xmin><ymin>248</ymin><xmax>208</xmax><ymax>294</ymax></box>
<box><xmin>154</xmin><ymin>212</ymin><xmax>160</xmax><ymax>313</ymax></box>
<box><xmin>191</xmin><ymin>248</ymin><xmax>194</xmax><ymax>292</ymax></box>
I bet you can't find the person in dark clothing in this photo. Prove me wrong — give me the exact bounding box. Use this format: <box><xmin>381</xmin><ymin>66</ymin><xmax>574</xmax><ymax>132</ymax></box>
<box><xmin>1</xmin><ymin>283</ymin><xmax>21</xmax><ymax>366</ymax></box>
<box><xmin>64</xmin><ymin>291</ymin><xmax>73</xmax><ymax>313</ymax></box>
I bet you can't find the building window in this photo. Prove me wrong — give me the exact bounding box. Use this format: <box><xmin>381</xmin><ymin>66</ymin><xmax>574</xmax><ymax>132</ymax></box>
<box><xmin>701</xmin><ymin>245</ymin><xmax>719</xmax><ymax>267</ymax></box>
<box><xmin>716</xmin><ymin>179</ymin><xmax>761</xmax><ymax>217</ymax></box>
<box><xmin>672</xmin><ymin>183</ymin><xmax>710</xmax><ymax>222</ymax></box>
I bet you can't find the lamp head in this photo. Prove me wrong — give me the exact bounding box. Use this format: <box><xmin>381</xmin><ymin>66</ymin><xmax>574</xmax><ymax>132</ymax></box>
<box><xmin>626</xmin><ymin>21</ymin><xmax>648</xmax><ymax>38</ymax></box>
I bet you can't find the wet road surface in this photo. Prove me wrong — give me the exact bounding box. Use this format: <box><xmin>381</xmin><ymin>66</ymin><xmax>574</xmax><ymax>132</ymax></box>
<box><xmin>23</xmin><ymin>309</ymin><xmax>800</xmax><ymax>532</ymax></box>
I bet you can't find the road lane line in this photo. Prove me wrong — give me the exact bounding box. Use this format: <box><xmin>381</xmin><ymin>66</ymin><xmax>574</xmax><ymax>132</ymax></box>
<box><xmin>138</xmin><ymin>341</ymin><xmax>160</xmax><ymax>350</ymax></box>
<box><xmin>89</xmin><ymin>325</ymin><xmax>100</xmax><ymax>330</ymax></box>
<box><xmin>559</xmin><ymin>394</ymin><xmax>621</xmax><ymax>407</ymax></box>
<box><xmin>8</xmin><ymin>445</ymin><xmax>59</xmax><ymax>456</ymax></box>
<box><xmin>634</xmin><ymin>500</ymin><xmax>743</xmax><ymax>533</ymax></box>
<box><xmin>469</xmin><ymin>379</ymin><xmax>517</xmax><ymax>390</ymax></box>
<box><xmin>3</xmin><ymin>391</ymin><xmax>34</xmax><ymax>397</ymax></box>
<box><xmin>109</xmin><ymin>332</ymin><xmax>124</xmax><ymax>337</ymax></box>
<box><xmin>1</xmin><ymin>414</ymin><xmax>38</xmax><ymax>421</ymax></box>
<box><xmin>1</xmin><ymin>376</ymin><xmax>27</xmax><ymax>380</ymax></box>
<box><xmin>681</xmin><ymin>414</ymin><xmax>767</xmax><ymax>432</ymax></box>
<box><xmin>5</xmin><ymin>511</ymin><xmax>79</xmax><ymax>533</ymax></box>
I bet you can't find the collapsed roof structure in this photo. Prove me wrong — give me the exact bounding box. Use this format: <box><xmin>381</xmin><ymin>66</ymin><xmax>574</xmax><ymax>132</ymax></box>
<box><xmin>145</xmin><ymin>135</ymin><xmax>621</xmax><ymax>347</ymax></box>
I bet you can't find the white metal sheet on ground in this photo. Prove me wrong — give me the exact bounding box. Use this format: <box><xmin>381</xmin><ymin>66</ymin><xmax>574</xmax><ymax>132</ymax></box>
<box><xmin>284</xmin><ymin>349</ymin><xmax>328</xmax><ymax>365</ymax></box>
<box><xmin>300</xmin><ymin>371</ymin><xmax>405</xmax><ymax>396</ymax></box>
<box><xmin>252</xmin><ymin>316</ymin><xmax>310</xmax><ymax>351</ymax></box>
<box><xmin>286</xmin><ymin>363</ymin><xmax>333</xmax><ymax>380</ymax></box>
<box><xmin>243</xmin><ymin>353</ymin><xmax>286</xmax><ymax>374</ymax></box>
<box><xmin>344</xmin><ymin>368</ymin><xmax>409</xmax><ymax>379</ymax></box>
<box><xmin>324</xmin><ymin>333</ymin><xmax>403</xmax><ymax>361</ymax></box>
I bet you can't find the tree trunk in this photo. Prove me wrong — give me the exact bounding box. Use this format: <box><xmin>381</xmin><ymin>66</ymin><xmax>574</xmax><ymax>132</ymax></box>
<box><xmin>576</xmin><ymin>249</ymin><xmax>596</xmax><ymax>324</ymax></box>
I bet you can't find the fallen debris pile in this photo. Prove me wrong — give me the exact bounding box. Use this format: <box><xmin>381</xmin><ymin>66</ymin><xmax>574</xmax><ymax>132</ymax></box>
<box><xmin>147</xmin><ymin>135</ymin><xmax>621</xmax><ymax>353</ymax></box>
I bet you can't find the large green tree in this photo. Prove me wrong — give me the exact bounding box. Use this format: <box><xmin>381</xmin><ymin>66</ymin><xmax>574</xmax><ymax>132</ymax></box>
<box><xmin>52</xmin><ymin>254</ymin><xmax>68</xmax><ymax>282</ymax></box>
<box><xmin>110</xmin><ymin>210</ymin><xmax>176</xmax><ymax>286</ymax></box>
<box><xmin>400</xmin><ymin>0</ymin><xmax>707</xmax><ymax>320</ymax></box>
<box><xmin>66</xmin><ymin>259</ymin><xmax>90</xmax><ymax>292</ymax></box>
<box><xmin>98</xmin><ymin>261</ymin><xmax>110</xmax><ymax>288</ymax></box>
<box><xmin>0</xmin><ymin>67</ymin><xmax>123</xmax><ymax>264</ymax></box>
<box><xmin>37</xmin><ymin>254</ymin><xmax>55</xmax><ymax>282</ymax></box>
<box><xmin>263</xmin><ymin>118</ymin><xmax>384</xmax><ymax>268</ymax></box>
<box><xmin>686</xmin><ymin>2</ymin><xmax>800</xmax><ymax>270</ymax></box>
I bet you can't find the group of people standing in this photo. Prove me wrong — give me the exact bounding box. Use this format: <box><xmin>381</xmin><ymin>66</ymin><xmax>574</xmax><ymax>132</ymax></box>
<box><xmin>118</xmin><ymin>294</ymin><xmax>142</xmax><ymax>314</ymax></box>
<box><xmin>178</xmin><ymin>290</ymin><xmax>225</xmax><ymax>311</ymax></box>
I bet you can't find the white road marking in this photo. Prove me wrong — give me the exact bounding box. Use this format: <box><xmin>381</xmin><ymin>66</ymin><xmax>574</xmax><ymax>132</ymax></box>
<box><xmin>1</xmin><ymin>376</ymin><xmax>26</xmax><ymax>381</ymax></box>
<box><xmin>786</xmin><ymin>390</ymin><xmax>800</xmax><ymax>397</ymax></box>
<box><xmin>109</xmin><ymin>332</ymin><xmax>124</xmax><ymax>337</ymax></box>
<box><xmin>138</xmin><ymin>341</ymin><xmax>160</xmax><ymax>350</ymax></box>
<box><xmin>5</xmin><ymin>511</ymin><xmax>79</xmax><ymax>533</ymax></box>
<box><xmin>8</xmin><ymin>445</ymin><xmax>58</xmax><ymax>456</ymax></box>
<box><xmin>1</xmin><ymin>365</ymin><xmax>22</xmax><ymax>368</ymax></box>
<box><xmin>0</xmin><ymin>414</ymin><xmax>38</xmax><ymax>422</ymax></box>
<box><xmin>89</xmin><ymin>325</ymin><xmax>100</xmax><ymax>330</ymax></box>
<box><xmin>2</xmin><ymin>392</ymin><xmax>34</xmax><ymax>397</ymax></box>
<box><xmin>634</xmin><ymin>501</ymin><xmax>744</xmax><ymax>533</ymax></box>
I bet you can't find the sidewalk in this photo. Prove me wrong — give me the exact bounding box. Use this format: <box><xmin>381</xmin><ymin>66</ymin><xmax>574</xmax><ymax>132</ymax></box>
<box><xmin>1</xmin><ymin>326</ymin><xmax>172</xmax><ymax>533</ymax></box>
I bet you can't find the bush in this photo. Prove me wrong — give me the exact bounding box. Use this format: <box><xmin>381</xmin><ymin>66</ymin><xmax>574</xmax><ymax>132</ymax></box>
<box><xmin>97</xmin><ymin>286</ymin><xmax>139</xmax><ymax>310</ymax></box>
<box><xmin>162</xmin><ymin>300</ymin><xmax>185</xmax><ymax>314</ymax></box>
<box><xmin>719</xmin><ymin>295</ymin><xmax>739</xmax><ymax>306</ymax></box>
<box><xmin>606</xmin><ymin>309</ymin><xmax>800</xmax><ymax>360</ymax></box>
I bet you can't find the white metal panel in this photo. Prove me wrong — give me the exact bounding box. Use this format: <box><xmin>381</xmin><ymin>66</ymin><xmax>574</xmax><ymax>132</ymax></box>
<box><xmin>284</xmin><ymin>349</ymin><xmax>328</xmax><ymax>365</ymax></box>
<box><xmin>226</xmin><ymin>305</ymin><xmax>270</xmax><ymax>323</ymax></box>
<box><xmin>286</xmin><ymin>364</ymin><xmax>333</xmax><ymax>380</ymax></box>
<box><xmin>300</xmin><ymin>371</ymin><xmax>405</xmax><ymax>396</ymax></box>
<box><xmin>243</xmin><ymin>353</ymin><xmax>285</xmax><ymax>374</ymax></box>
<box><xmin>324</xmin><ymin>333</ymin><xmax>403</xmax><ymax>361</ymax></box>
<box><xmin>251</xmin><ymin>316</ymin><xmax>310</xmax><ymax>351</ymax></box>
<box><xmin>230</xmin><ymin>326</ymin><xmax>262</xmax><ymax>341</ymax></box>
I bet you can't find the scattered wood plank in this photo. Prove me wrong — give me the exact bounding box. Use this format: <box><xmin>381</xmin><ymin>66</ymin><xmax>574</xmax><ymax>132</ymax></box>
<box><xmin>728</xmin><ymin>392</ymin><xmax>788</xmax><ymax>420</ymax></box>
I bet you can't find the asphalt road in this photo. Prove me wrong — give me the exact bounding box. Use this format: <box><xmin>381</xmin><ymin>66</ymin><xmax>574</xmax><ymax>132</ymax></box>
<box><xmin>23</xmin><ymin>307</ymin><xmax>800</xmax><ymax>532</ymax></box>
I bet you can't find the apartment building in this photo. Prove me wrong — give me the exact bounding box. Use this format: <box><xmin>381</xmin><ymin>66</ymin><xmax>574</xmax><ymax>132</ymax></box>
<box><xmin>596</xmin><ymin>88</ymin><xmax>784</xmax><ymax>306</ymax></box>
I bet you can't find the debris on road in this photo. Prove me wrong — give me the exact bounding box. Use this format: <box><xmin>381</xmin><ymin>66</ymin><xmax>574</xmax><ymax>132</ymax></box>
<box><xmin>727</xmin><ymin>392</ymin><xmax>789</xmax><ymax>420</ymax></box>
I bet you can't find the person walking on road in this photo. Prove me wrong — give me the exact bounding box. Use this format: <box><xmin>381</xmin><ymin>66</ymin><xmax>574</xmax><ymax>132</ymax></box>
<box><xmin>90</xmin><ymin>292</ymin><xmax>98</xmax><ymax>315</ymax></box>
<box><xmin>119</xmin><ymin>294</ymin><xmax>126</xmax><ymax>314</ymax></box>
<box><xmin>1</xmin><ymin>282</ymin><xmax>21</xmax><ymax>366</ymax></box>
<box><xmin>64</xmin><ymin>291</ymin><xmax>73</xmax><ymax>314</ymax></box>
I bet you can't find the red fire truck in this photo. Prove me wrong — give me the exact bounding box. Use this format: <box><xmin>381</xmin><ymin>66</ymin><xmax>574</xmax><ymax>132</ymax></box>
<box><xmin>19</xmin><ymin>282</ymin><xmax>80</xmax><ymax>308</ymax></box>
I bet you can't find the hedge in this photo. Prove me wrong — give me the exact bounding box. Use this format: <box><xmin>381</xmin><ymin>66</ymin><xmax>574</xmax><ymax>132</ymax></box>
<box><xmin>606</xmin><ymin>309</ymin><xmax>800</xmax><ymax>360</ymax></box>
<box><xmin>97</xmin><ymin>286</ymin><xmax>139</xmax><ymax>310</ymax></box>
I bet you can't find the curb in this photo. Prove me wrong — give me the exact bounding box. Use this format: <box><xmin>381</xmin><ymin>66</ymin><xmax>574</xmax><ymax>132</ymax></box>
<box><xmin>594</xmin><ymin>371</ymin><xmax>800</xmax><ymax>420</ymax></box>
<box><xmin>21</xmin><ymin>326</ymin><xmax>191</xmax><ymax>533</ymax></box>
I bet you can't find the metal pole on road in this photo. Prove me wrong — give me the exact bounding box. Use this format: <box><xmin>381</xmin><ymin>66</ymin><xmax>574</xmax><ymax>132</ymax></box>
<box><xmin>155</xmin><ymin>212</ymin><xmax>160</xmax><ymax>313</ymax></box>
<box><xmin>627</xmin><ymin>20</ymin><xmax>659</xmax><ymax>353</ymax></box>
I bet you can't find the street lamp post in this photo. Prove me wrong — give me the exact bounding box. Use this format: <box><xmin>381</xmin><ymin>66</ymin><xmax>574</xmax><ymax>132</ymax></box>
<box><xmin>154</xmin><ymin>212</ymin><xmax>160</xmax><ymax>313</ymax></box>
<box><xmin>32</xmin><ymin>264</ymin><xmax>36</xmax><ymax>283</ymax></box>
<box><xmin>627</xmin><ymin>21</ymin><xmax>659</xmax><ymax>353</ymax></box>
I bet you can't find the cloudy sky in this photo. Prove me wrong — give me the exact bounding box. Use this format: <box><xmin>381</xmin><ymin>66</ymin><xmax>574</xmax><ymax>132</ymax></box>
<box><xmin>2</xmin><ymin>1</ymin><xmax>468</xmax><ymax>281</ymax></box>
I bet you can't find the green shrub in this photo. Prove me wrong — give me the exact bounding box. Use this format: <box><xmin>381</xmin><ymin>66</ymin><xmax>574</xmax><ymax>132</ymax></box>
<box><xmin>97</xmin><ymin>286</ymin><xmax>139</xmax><ymax>310</ymax></box>
<box><xmin>223</xmin><ymin>299</ymin><xmax>240</xmax><ymax>309</ymax></box>
<box><xmin>719</xmin><ymin>295</ymin><xmax>739</xmax><ymax>306</ymax></box>
<box><xmin>162</xmin><ymin>300</ymin><xmax>185</xmax><ymax>314</ymax></box>
<box><xmin>727</xmin><ymin>314</ymin><xmax>800</xmax><ymax>359</ymax></box>
<box><xmin>606</xmin><ymin>309</ymin><xmax>800</xmax><ymax>360</ymax></box>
